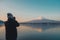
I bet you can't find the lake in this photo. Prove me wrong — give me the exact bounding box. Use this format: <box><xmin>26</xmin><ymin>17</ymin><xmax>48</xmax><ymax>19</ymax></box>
<box><xmin>0</xmin><ymin>24</ymin><xmax>60</xmax><ymax>40</ymax></box>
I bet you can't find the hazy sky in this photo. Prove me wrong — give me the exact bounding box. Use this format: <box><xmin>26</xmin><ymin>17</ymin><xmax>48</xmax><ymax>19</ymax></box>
<box><xmin>0</xmin><ymin>0</ymin><xmax>60</xmax><ymax>22</ymax></box>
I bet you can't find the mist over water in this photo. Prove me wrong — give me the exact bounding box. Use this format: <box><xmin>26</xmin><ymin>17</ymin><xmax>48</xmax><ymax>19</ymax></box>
<box><xmin>0</xmin><ymin>24</ymin><xmax>60</xmax><ymax>40</ymax></box>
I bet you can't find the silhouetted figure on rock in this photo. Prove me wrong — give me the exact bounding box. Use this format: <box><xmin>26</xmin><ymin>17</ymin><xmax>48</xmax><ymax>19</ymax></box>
<box><xmin>5</xmin><ymin>13</ymin><xmax>19</xmax><ymax>40</ymax></box>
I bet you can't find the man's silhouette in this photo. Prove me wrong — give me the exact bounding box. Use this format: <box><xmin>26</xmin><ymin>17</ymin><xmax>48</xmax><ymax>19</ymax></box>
<box><xmin>5</xmin><ymin>13</ymin><xmax>19</xmax><ymax>40</ymax></box>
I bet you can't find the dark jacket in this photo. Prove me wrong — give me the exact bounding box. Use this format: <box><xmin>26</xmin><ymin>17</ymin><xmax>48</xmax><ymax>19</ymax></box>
<box><xmin>5</xmin><ymin>18</ymin><xmax>19</xmax><ymax>40</ymax></box>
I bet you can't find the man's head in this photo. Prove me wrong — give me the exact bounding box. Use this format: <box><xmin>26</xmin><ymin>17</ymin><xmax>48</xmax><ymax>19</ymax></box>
<box><xmin>7</xmin><ymin>13</ymin><xmax>14</xmax><ymax>19</ymax></box>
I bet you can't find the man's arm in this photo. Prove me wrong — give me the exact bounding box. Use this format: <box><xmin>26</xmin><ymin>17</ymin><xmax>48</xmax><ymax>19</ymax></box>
<box><xmin>15</xmin><ymin>20</ymin><xmax>20</xmax><ymax>27</ymax></box>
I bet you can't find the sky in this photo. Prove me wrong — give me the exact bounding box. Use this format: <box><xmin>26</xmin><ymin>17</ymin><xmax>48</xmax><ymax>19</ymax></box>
<box><xmin>0</xmin><ymin>0</ymin><xmax>60</xmax><ymax>22</ymax></box>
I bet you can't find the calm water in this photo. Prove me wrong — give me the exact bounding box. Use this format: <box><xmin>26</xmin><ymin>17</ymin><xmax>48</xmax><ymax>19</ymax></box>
<box><xmin>0</xmin><ymin>24</ymin><xmax>60</xmax><ymax>40</ymax></box>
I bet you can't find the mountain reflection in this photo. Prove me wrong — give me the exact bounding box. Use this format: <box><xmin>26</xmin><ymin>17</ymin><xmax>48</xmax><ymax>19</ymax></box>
<box><xmin>21</xmin><ymin>23</ymin><xmax>60</xmax><ymax>31</ymax></box>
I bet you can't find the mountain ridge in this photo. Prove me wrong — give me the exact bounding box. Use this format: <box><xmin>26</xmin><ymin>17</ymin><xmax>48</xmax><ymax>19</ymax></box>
<box><xmin>22</xmin><ymin>18</ymin><xmax>60</xmax><ymax>23</ymax></box>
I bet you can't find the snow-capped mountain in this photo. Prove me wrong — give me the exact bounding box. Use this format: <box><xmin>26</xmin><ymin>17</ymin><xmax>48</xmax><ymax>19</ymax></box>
<box><xmin>25</xmin><ymin>17</ymin><xmax>60</xmax><ymax>23</ymax></box>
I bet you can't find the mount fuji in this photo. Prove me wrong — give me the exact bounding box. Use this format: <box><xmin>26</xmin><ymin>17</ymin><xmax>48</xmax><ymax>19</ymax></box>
<box><xmin>23</xmin><ymin>17</ymin><xmax>60</xmax><ymax>23</ymax></box>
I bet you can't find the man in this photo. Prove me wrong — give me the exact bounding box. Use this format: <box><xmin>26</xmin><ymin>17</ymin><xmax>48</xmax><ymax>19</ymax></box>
<box><xmin>5</xmin><ymin>13</ymin><xmax>19</xmax><ymax>40</ymax></box>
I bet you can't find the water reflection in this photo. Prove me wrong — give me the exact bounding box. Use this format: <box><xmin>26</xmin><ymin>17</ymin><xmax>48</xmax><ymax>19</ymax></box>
<box><xmin>0</xmin><ymin>26</ymin><xmax>5</xmax><ymax>40</ymax></box>
<box><xmin>21</xmin><ymin>23</ymin><xmax>60</xmax><ymax>31</ymax></box>
<box><xmin>0</xmin><ymin>24</ymin><xmax>60</xmax><ymax>40</ymax></box>
<box><xmin>18</xmin><ymin>24</ymin><xmax>60</xmax><ymax>40</ymax></box>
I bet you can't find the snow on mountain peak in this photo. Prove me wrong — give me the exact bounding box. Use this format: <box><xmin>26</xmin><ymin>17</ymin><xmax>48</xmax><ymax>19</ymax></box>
<box><xmin>37</xmin><ymin>16</ymin><xmax>43</xmax><ymax>20</ymax></box>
